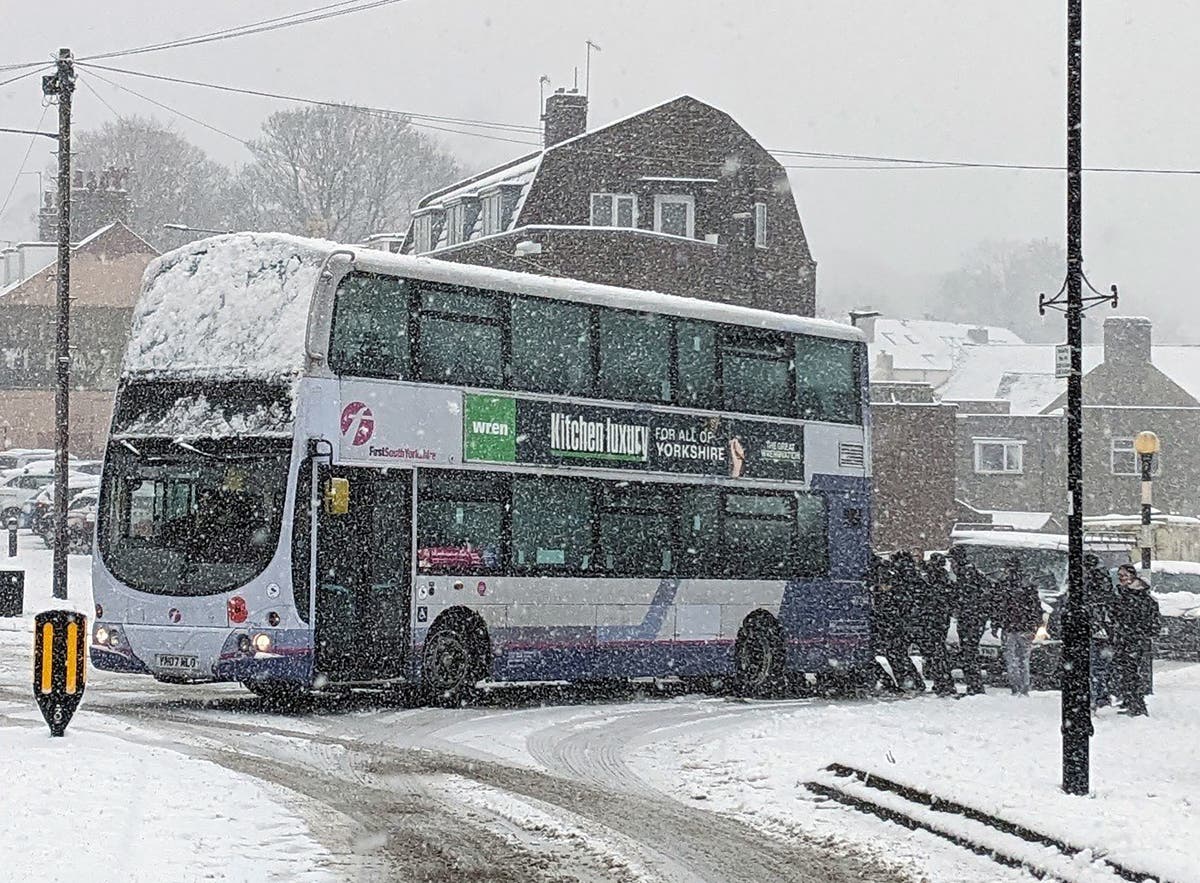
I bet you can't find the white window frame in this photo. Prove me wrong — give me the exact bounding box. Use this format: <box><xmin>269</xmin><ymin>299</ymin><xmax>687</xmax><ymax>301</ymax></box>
<box><xmin>754</xmin><ymin>201</ymin><xmax>767</xmax><ymax>248</ymax></box>
<box><xmin>653</xmin><ymin>194</ymin><xmax>695</xmax><ymax>238</ymax></box>
<box><xmin>445</xmin><ymin>202</ymin><xmax>466</xmax><ymax>246</ymax></box>
<box><xmin>481</xmin><ymin>191</ymin><xmax>503</xmax><ymax>236</ymax></box>
<box><xmin>412</xmin><ymin>214</ymin><xmax>432</xmax><ymax>254</ymax></box>
<box><xmin>973</xmin><ymin>438</ymin><xmax>1025</xmax><ymax>475</ymax></box>
<box><xmin>1111</xmin><ymin>438</ymin><xmax>1162</xmax><ymax>476</ymax></box>
<box><xmin>590</xmin><ymin>192</ymin><xmax>637</xmax><ymax>228</ymax></box>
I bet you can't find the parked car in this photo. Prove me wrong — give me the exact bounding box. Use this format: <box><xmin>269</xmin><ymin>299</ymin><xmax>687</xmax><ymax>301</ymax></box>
<box><xmin>0</xmin><ymin>469</ymin><xmax>61</xmax><ymax>524</ymax></box>
<box><xmin>948</xmin><ymin>528</ymin><xmax>1133</xmax><ymax>689</ymax></box>
<box><xmin>1124</xmin><ymin>560</ymin><xmax>1200</xmax><ymax>661</ymax></box>
<box><xmin>63</xmin><ymin>487</ymin><xmax>99</xmax><ymax>554</ymax></box>
<box><xmin>0</xmin><ymin>448</ymin><xmax>54</xmax><ymax>471</ymax></box>
<box><xmin>27</xmin><ymin>473</ymin><xmax>101</xmax><ymax>545</ymax></box>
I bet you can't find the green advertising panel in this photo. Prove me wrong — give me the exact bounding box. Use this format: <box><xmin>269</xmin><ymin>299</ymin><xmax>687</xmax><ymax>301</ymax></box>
<box><xmin>463</xmin><ymin>394</ymin><xmax>517</xmax><ymax>463</ymax></box>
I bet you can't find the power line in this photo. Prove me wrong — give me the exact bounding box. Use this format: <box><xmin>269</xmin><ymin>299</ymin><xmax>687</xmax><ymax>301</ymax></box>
<box><xmin>0</xmin><ymin>66</ymin><xmax>51</xmax><ymax>90</ymax></box>
<box><xmin>77</xmin><ymin>75</ymin><xmax>122</xmax><ymax>120</ymax></box>
<box><xmin>77</xmin><ymin>62</ymin><xmax>542</xmax><ymax>134</ymax></box>
<box><xmin>84</xmin><ymin>69</ymin><xmax>252</xmax><ymax>147</ymax></box>
<box><xmin>0</xmin><ymin>103</ymin><xmax>51</xmax><ymax>225</ymax></box>
<box><xmin>79</xmin><ymin>0</ymin><xmax>412</xmax><ymax>63</ymax></box>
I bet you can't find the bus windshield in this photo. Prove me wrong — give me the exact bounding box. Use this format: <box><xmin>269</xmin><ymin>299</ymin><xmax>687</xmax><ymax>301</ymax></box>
<box><xmin>98</xmin><ymin>440</ymin><xmax>290</xmax><ymax>596</ymax></box>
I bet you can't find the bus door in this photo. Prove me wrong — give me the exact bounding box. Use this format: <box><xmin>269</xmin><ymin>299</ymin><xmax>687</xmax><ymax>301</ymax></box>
<box><xmin>314</xmin><ymin>466</ymin><xmax>411</xmax><ymax>683</ymax></box>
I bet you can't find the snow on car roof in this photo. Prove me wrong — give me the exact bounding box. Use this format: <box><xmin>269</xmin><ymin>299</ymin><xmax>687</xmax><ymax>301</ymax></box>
<box><xmin>124</xmin><ymin>232</ymin><xmax>864</xmax><ymax>384</ymax></box>
<box><xmin>1142</xmin><ymin>559</ymin><xmax>1200</xmax><ymax>574</ymax></box>
<box><xmin>950</xmin><ymin>529</ymin><xmax>1132</xmax><ymax>551</ymax></box>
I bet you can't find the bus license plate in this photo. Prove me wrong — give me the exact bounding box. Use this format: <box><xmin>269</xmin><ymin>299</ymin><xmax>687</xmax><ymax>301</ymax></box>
<box><xmin>157</xmin><ymin>654</ymin><xmax>198</xmax><ymax>671</ymax></box>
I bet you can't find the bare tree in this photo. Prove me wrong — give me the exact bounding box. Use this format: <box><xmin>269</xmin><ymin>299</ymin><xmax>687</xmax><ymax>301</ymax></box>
<box><xmin>69</xmin><ymin>116</ymin><xmax>236</xmax><ymax>247</ymax></box>
<box><xmin>239</xmin><ymin>106</ymin><xmax>462</xmax><ymax>243</ymax></box>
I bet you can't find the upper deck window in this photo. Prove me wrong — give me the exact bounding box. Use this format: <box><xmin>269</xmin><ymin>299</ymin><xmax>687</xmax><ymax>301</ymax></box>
<box><xmin>329</xmin><ymin>273</ymin><xmax>410</xmax><ymax>379</ymax></box>
<box><xmin>416</xmin><ymin>286</ymin><xmax>503</xmax><ymax>388</ymax></box>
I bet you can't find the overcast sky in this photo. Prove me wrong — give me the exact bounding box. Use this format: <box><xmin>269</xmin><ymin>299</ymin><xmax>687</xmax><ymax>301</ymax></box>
<box><xmin>3</xmin><ymin>1</ymin><xmax>1199</xmax><ymax>337</ymax></box>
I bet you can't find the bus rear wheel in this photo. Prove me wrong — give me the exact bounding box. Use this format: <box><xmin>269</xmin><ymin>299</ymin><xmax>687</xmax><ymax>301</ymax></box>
<box><xmin>733</xmin><ymin>614</ymin><xmax>786</xmax><ymax>698</ymax></box>
<box><xmin>422</xmin><ymin>613</ymin><xmax>489</xmax><ymax>708</ymax></box>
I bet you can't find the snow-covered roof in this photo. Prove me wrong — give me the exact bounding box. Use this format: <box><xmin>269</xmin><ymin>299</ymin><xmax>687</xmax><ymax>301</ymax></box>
<box><xmin>941</xmin><ymin>343</ymin><xmax>1200</xmax><ymax>414</ymax></box>
<box><xmin>950</xmin><ymin>528</ymin><xmax>1131</xmax><ymax>551</ymax></box>
<box><xmin>123</xmin><ymin>232</ymin><xmax>863</xmax><ymax>387</ymax></box>
<box><xmin>868</xmin><ymin>318</ymin><xmax>1024</xmax><ymax>376</ymax></box>
<box><xmin>123</xmin><ymin>233</ymin><xmax>330</xmax><ymax>382</ymax></box>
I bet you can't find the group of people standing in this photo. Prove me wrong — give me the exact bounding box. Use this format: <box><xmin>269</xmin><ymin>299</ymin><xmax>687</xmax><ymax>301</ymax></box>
<box><xmin>869</xmin><ymin>548</ymin><xmax>1161</xmax><ymax>714</ymax></box>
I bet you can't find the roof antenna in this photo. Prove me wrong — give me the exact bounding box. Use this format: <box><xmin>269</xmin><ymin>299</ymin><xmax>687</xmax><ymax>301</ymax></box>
<box><xmin>538</xmin><ymin>74</ymin><xmax>551</xmax><ymax>135</ymax></box>
<box><xmin>585</xmin><ymin>40</ymin><xmax>602</xmax><ymax>97</ymax></box>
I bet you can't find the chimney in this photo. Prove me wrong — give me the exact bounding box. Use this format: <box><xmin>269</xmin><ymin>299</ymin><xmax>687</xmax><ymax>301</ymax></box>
<box><xmin>542</xmin><ymin>88</ymin><xmax>588</xmax><ymax>147</ymax></box>
<box><xmin>966</xmin><ymin>326</ymin><xmax>989</xmax><ymax>345</ymax></box>
<box><xmin>1103</xmin><ymin>316</ymin><xmax>1152</xmax><ymax>366</ymax></box>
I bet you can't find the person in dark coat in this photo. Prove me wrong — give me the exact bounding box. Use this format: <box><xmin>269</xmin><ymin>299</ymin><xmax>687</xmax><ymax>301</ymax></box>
<box><xmin>870</xmin><ymin>555</ymin><xmax>922</xmax><ymax>693</ymax></box>
<box><xmin>1084</xmin><ymin>554</ymin><xmax>1117</xmax><ymax>709</ymax></box>
<box><xmin>994</xmin><ymin>557</ymin><xmax>1043</xmax><ymax>695</ymax></box>
<box><xmin>1111</xmin><ymin>564</ymin><xmax>1161</xmax><ymax>716</ymax></box>
<box><xmin>915</xmin><ymin>553</ymin><xmax>957</xmax><ymax>696</ymax></box>
<box><xmin>948</xmin><ymin>546</ymin><xmax>993</xmax><ymax>695</ymax></box>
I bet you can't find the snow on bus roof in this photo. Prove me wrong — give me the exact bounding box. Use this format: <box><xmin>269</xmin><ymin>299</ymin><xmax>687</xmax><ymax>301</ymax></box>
<box><xmin>124</xmin><ymin>233</ymin><xmax>862</xmax><ymax>383</ymax></box>
<box><xmin>123</xmin><ymin>233</ymin><xmax>330</xmax><ymax>380</ymax></box>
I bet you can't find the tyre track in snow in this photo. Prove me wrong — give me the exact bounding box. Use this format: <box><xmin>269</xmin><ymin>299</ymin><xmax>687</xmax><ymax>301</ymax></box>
<box><xmin>0</xmin><ymin>672</ymin><xmax>916</xmax><ymax>883</ymax></box>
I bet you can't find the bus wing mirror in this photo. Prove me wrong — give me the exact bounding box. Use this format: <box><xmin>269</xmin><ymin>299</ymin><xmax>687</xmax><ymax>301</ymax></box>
<box><xmin>323</xmin><ymin>477</ymin><xmax>350</xmax><ymax>516</ymax></box>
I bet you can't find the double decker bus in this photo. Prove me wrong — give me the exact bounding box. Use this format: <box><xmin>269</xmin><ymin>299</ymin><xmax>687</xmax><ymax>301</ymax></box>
<box><xmin>91</xmin><ymin>233</ymin><xmax>872</xmax><ymax>701</ymax></box>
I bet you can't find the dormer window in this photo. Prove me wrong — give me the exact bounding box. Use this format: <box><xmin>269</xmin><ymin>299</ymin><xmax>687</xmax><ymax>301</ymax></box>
<box><xmin>413</xmin><ymin>214</ymin><xmax>433</xmax><ymax>254</ymax></box>
<box><xmin>590</xmin><ymin>193</ymin><xmax>637</xmax><ymax>228</ymax></box>
<box><xmin>654</xmin><ymin>194</ymin><xmax>694</xmax><ymax>238</ymax></box>
<box><xmin>481</xmin><ymin>191</ymin><xmax>504</xmax><ymax>236</ymax></box>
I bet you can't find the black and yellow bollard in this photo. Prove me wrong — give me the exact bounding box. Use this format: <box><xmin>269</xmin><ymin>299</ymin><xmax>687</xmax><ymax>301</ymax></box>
<box><xmin>33</xmin><ymin>610</ymin><xmax>87</xmax><ymax>737</ymax></box>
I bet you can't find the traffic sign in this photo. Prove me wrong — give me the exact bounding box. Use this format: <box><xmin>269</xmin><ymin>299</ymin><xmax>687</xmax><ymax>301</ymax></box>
<box><xmin>33</xmin><ymin>609</ymin><xmax>87</xmax><ymax>737</ymax></box>
<box><xmin>1055</xmin><ymin>343</ymin><xmax>1071</xmax><ymax>378</ymax></box>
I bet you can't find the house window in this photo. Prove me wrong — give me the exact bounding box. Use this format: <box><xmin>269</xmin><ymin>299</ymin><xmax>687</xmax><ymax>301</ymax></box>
<box><xmin>973</xmin><ymin>439</ymin><xmax>1024</xmax><ymax>474</ymax></box>
<box><xmin>654</xmin><ymin>194</ymin><xmax>695</xmax><ymax>238</ymax></box>
<box><xmin>412</xmin><ymin>214</ymin><xmax>432</xmax><ymax>254</ymax></box>
<box><xmin>446</xmin><ymin>202</ymin><xmax>466</xmax><ymax>246</ymax></box>
<box><xmin>1111</xmin><ymin>438</ymin><xmax>1162</xmax><ymax>476</ymax></box>
<box><xmin>590</xmin><ymin>193</ymin><xmax>637</xmax><ymax>227</ymax></box>
<box><xmin>481</xmin><ymin>192</ymin><xmax>503</xmax><ymax>236</ymax></box>
<box><xmin>754</xmin><ymin>202</ymin><xmax>767</xmax><ymax>248</ymax></box>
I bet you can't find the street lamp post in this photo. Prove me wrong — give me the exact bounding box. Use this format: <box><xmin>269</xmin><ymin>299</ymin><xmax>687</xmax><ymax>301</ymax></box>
<box><xmin>1134</xmin><ymin>431</ymin><xmax>1159</xmax><ymax>572</ymax></box>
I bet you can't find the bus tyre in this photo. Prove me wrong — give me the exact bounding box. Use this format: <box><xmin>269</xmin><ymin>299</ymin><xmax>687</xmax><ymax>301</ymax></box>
<box><xmin>733</xmin><ymin>614</ymin><xmax>786</xmax><ymax>698</ymax></box>
<box><xmin>422</xmin><ymin>613</ymin><xmax>489</xmax><ymax>708</ymax></box>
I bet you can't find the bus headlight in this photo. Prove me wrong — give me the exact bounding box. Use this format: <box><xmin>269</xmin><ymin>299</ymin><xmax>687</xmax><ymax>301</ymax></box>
<box><xmin>93</xmin><ymin>623</ymin><xmax>125</xmax><ymax>649</ymax></box>
<box><xmin>252</xmin><ymin>633</ymin><xmax>272</xmax><ymax>654</ymax></box>
<box><xmin>94</xmin><ymin>626</ymin><xmax>110</xmax><ymax>646</ymax></box>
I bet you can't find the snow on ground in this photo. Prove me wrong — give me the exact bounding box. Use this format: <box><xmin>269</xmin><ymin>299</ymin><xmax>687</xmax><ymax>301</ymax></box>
<box><xmin>0</xmin><ymin>714</ymin><xmax>334</xmax><ymax>882</ymax></box>
<box><xmin>630</xmin><ymin>672</ymin><xmax>1200</xmax><ymax>883</ymax></box>
<box><xmin>0</xmin><ymin>533</ymin><xmax>93</xmax><ymax>640</ymax></box>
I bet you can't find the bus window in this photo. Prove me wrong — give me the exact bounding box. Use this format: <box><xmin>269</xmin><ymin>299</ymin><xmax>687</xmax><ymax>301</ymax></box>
<box><xmin>723</xmin><ymin>492</ymin><xmax>797</xmax><ymax>578</ymax></box>
<box><xmin>510</xmin><ymin>297</ymin><xmax>592</xmax><ymax>395</ymax></box>
<box><xmin>598</xmin><ymin>311</ymin><xmax>671</xmax><ymax>403</ymax></box>
<box><xmin>416</xmin><ymin>472</ymin><xmax>504</xmax><ymax>572</ymax></box>
<box><xmin>678</xmin><ymin>486</ymin><xmax>720</xmax><ymax>575</ymax></box>
<box><xmin>795</xmin><ymin>336</ymin><xmax>861</xmax><ymax>424</ymax></box>
<box><xmin>720</xmin><ymin>329</ymin><xmax>792</xmax><ymax>416</ymax></box>
<box><xmin>676</xmin><ymin>320</ymin><xmax>716</xmax><ymax>409</ymax></box>
<box><xmin>597</xmin><ymin>483</ymin><xmax>673</xmax><ymax>575</ymax></box>
<box><xmin>329</xmin><ymin>273</ymin><xmax>410</xmax><ymax>379</ymax></box>
<box><xmin>795</xmin><ymin>492</ymin><xmax>829</xmax><ymax>576</ymax></box>
<box><xmin>416</xmin><ymin>285</ymin><xmax>503</xmax><ymax>387</ymax></box>
<box><xmin>511</xmin><ymin>476</ymin><xmax>592</xmax><ymax>571</ymax></box>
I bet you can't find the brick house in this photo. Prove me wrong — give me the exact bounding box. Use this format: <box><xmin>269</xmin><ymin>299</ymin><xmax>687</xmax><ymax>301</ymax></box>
<box><xmin>0</xmin><ymin>221</ymin><xmax>157</xmax><ymax>454</ymax></box>
<box><xmin>946</xmin><ymin>316</ymin><xmax>1200</xmax><ymax>522</ymax></box>
<box><xmin>384</xmin><ymin>92</ymin><xmax>819</xmax><ymax>317</ymax></box>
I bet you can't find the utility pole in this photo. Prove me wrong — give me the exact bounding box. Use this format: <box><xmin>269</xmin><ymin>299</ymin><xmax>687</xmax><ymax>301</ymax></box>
<box><xmin>1059</xmin><ymin>0</ymin><xmax>1090</xmax><ymax>798</ymax></box>
<box><xmin>43</xmin><ymin>48</ymin><xmax>74</xmax><ymax>602</ymax></box>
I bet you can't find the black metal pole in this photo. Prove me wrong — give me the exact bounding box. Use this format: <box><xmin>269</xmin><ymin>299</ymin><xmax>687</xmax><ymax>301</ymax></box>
<box><xmin>1140</xmin><ymin>452</ymin><xmax>1153</xmax><ymax>571</ymax></box>
<box><xmin>1061</xmin><ymin>2</ymin><xmax>1091</xmax><ymax>796</ymax></box>
<box><xmin>46</xmin><ymin>49</ymin><xmax>74</xmax><ymax>602</ymax></box>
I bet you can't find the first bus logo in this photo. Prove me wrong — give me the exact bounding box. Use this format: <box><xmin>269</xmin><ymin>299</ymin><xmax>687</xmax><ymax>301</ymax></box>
<box><xmin>340</xmin><ymin>401</ymin><xmax>375</xmax><ymax>446</ymax></box>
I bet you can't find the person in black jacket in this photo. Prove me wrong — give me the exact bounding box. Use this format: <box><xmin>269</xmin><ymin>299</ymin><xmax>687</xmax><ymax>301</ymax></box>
<box><xmin>1112</xmin><ymin>564</ymin><xmax>1161</xmax><ymax>716</ymax></box>
<box><xmin>916</xmin><ymin>553</ymin><xmax>957</xmax><ymax>696</ymax></box>
<box><xmin>948</xmin><ymin>546</ymin><xmax>993</xmax><ymax>695</ymax></box>
<box><xmin>1084</xmin><ymin>554</ymin><xmax>1118</xmax><ymax>709</ymax></box>
<box><xmin>870</xmin><ymin>555</ymin><xmax>922</xmax><ymax>693</ymax></box>
<box><xmin>994</xmin><ymin>557</ymin><xmax>1044</xmax><ymax>696</ymax></box>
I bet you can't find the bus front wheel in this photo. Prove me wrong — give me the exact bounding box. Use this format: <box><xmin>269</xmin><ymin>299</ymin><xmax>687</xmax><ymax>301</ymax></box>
<box><xmin>733</xmin><ymin>613</ymin><xmax>786</xmax><ymax>698</ymax></box>
<box><xmin>422</xmin><ymin>612</ymin><xmax>489</xmax><ymax>708</ymax></box>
